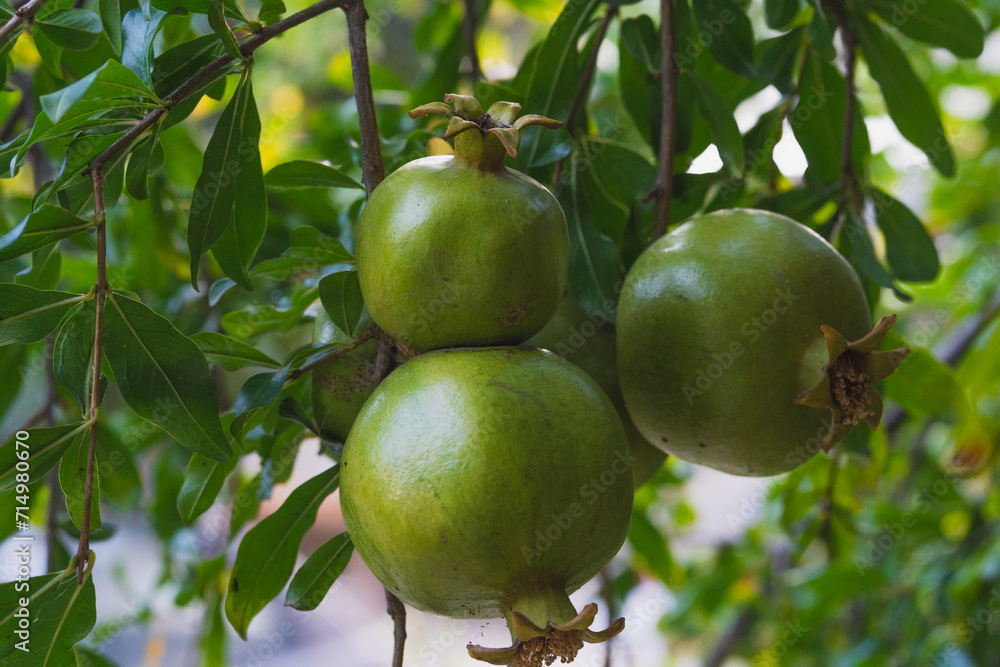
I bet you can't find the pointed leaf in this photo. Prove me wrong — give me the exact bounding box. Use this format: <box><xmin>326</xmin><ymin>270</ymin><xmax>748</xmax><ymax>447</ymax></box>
<box><xmin>685</xmin><ymin>71</ymin><xmax>745</xmax><ymax>176</ymax></box>
<box><xmin>871</xmin><ymin>189</ymin><xmax>940</xmax><ymax>282</ymax></box>
<box><xmin>0</xmin><ymin>563</ymin><xmax>96</xmax><ymax>665</ymax></box>
<box><xmin>103</xmin><ymin>292</ymin><xmax>231</xmax><ymax>460</ymax></box>
<box><xmin>264</xmin><ymin>160</ymin><xmax>364</xmax><ymax>190</ymax></box>
<box><xmin>0</xmin><ymin>204</ymin><xmax>94</xmax><ymax>261</ymax></box>
<box><xmin>100</xmin><ymin>0</ymin><xmax>123</xmax><ymax>55</ymax></box>
<box><xmin>766</xmin><ymin>0</ymin><xmax>798</xmax><ymax>29</ymax></box>
<box><xmin>54</xmin><ymin>300</ymin><xmax>100</xmax><ymax>414</ymax></box>
<box><xmin>318</xmin><ymin>270</ymin><xmax>364</xmax><ymax>338</ymax></box>
<box><xmin>865</xmin><ymin>0</ymin><xmax>984</xmax><ymax>59</ymax></box>
<box><xmin>122</xmin><ymin>6</ymin><xmax>184</xmax><ymax>87</ymax></box>
<box><xmin>284</xmin><ymin>533</ymin><xmax>352</xmax><ymax>611</ymax></box>
<box><xmin>41</xmin><ymin>61</ymin><xmax>155</xmax><ymax>124</ymax></box>
<box><xmin>190</xmin><ymin>331</ymin><xmax>281</xmax><ymax>371</ymax></box>
<box><xmin>0</xmin><ymin>423</ymin><xmax>90</xmax><ymax>493</ymax></box>
<box><xmin>212</xmin><ymin>82</ymin><xmax>267</xmax><ymax>290</ymax></box>
<box><xmin>692</xmin><ymin>0</ymin><xmax>755</xmax><ymax>78</ymax></box>
<box><xmin>178</xmin><ymin>449</ymin><xmax>239</xmax><ymax>524</ymax></box>
<box><xmin>225</xmin><ymin>466</ymin><xmax>340</xmax><ymax>638</ymax></box>
<box><xmin>208</xmin><ymin>0</ymin><xmax>242</xmax><ymax>59</ymax></box>
<box><xmin>853</xmin><ymin>12</ymin><xmax>955</xmax><ymax>177</ymax></box>
<box><xmin>59</xmin><ymin>430</ymin><xmax>101</xmax><ymax>531</ymax></box>
<box><xmin>14</xmin><ymin>246</ymin><xmax>62</xmax><ymax>290</ymax></box>
<box><xmin>0</xmin><ymin>284</ymin><xmax>86</xmax><ymax>346</ymax></box>
<box><xmin>188</xmin><ymin>75</ymin><xmax>253</xmax><ymax>288</ymax></box>
<box><xmin>35</xmin><ymin>10</ymin><xmax>103</xmax><ymax>51</ymax></box>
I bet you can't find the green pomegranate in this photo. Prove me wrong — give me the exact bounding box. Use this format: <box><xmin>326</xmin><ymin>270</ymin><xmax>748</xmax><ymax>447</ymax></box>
<box><xmin>310</xmin><ymin>308</ymin><xmax>379</xmax><ymax>442</ymax></box>
<box><xmin>527</xmin><ymin>296</ymin><xmax>667</xmax><ymax>487</ymax></box>
<box><xmin>340</xmin><ymin>348</ymin><xmax>632</xmax><ymax>665</ymax></box>
<box><xmin>356</xmin><ymin>94</ymin><xmax>569</xmax><ymax>352</ymax></box>
<box><xmin>617</xmin><ymin>209</ymin><xmax>909</xmax><ymax>476</ymax></box>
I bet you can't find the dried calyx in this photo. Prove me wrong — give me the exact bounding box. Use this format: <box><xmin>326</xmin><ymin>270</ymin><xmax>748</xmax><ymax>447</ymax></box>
<box><xmin>795</xmin><ymin>315</ymin><xmax>910</xmax><ymax>451</ymax></box>
<box><xmin>468</xmin><ymin>592</ymin><xmax>623</xmax><ymax>667</ymax></box>
<box><xmin>409</xmin><ymin>93</ymin><xmax>563</xmax><ymax>172</ymax></box>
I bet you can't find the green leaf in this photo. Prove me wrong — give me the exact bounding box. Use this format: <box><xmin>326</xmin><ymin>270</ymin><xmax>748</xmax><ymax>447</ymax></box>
<box><xmin>628</xmin><ymin>509</ymin><xmax>673</xmax><ymax>582</ymax></box>
<box><xmin>0</xmin><ymin>423</ymin><xmax>90</xmax><ymax>494</ymax></box>
<box><xmin>259</xmin><ymin>0</ymin><xmax>285</xmax><ymax>25</ymax></box>
<box><xmin>0</xmin><ymin>204</ymin><xmax>94</xmax><ymax>261</ymax></box>
<box><xmin>884</xmin><ymin>341</ymin><xmax>963</xmax><ymax>418</ymax></box>
<box><xmin>230</xmin><ymin>473</ymin><xmax>261</xmax><ymax>537</ymax></box>
<box><xmin>579</xmin><ymin>138</ymin><xmax>656</xmax><ymax>244</ymax></box>
<box><xmin>853</xmin><ymin>12</ymin><xmax>955</xmax><ymax>177</ymax></box>
<box><xmin>318</xmin><ymin>270</ymin><xmax>364</xmax><ymax>338</ymax></box>
<box><xmin>103</xmin><ymin>291</ymin><xmax>231</xmax><ymax>460</ymax></box>
<box><xmin>264</xmin><ymin>160</ymin><xmax>364</xmax><ymax>190</ymax></box>
<box><xmin>35</xmin><ymin>10</ymin><xmax>104</xmax><ymax>51</ymax></box>
<box><xmin>221</xmin><ymin>287</ymin><xmax>316</xmax><ymax>338</ymax></box>
<box><xmin>152</xmin><ymin>34</ymin><xmax>224</xmax><ymax>97</ymax></box>
<box><xmin>516</xmin><ymin>0</ymin><xmax>600</xmax><ymax>172</ymax></box>
<box><xmin>757</xmin><ymin>28</ymin><xmax>804</xmax><ymax>94</ymax></box>
<box><xmin>284</xmin><ymin>533</ymin><xmax>352</xmax><ymax>611</ymax></box>
<box><xmin>188</xmin><ymin>74</ymin><xmax>255</xmax><ymax>288</ymax></box>
<box><xmin>212</xmin><ymin>81</ymin><xmax>267</xmax><ymax>291</ymax></box>
<box><xmin>0</xmin><ymin>284</ymin><xmax>86</xmax><ymax>346</ymax></box>
<box><xmin>178</xmin><ymin>448</ymin><xmax>239</xmax><ymax>524</ymax></box>
<box><xmin>684</xmin><ymin>71</ymin><xmax>745</xmax><ymax>176</ymax></box>
<box><xmin>41</xmin><ymin>55</ymin><xmax>156</xmax><ymax>123</ymax></box>
<box><xmin>14</xmin><ymin>246</ymin><xmax>62</xmax><ymax>290</ymax></box>
<box><xmin>286</xmin><ymin>226</ymin><xmax>354</xmax><ymax>264</ymax></box>
<box><xmin>225</xmin><ymin>466</ymin><xmax>340</xmax><ymax>638</ymax></box>
<box><xmin>806</xmin><ymin>0</ymin><xmax>836</xmax><ymax>61</ymax></box>
<box><xmin>766</xmin><ymin>0</ymin><xmax>799</xmax><ymax>29</ymax></box>
<box><xmin>124</xmin><ymin>131</ymin><xmax>159</xmax><ymax>201</ymax></box>
<box><xmin>32</xmin><ymin>26</ymin><xmax>63</xmax><ymax>78</ymax></box>
<box><xmin>232</xmin><ymin>367</ymin><xmax>290</xmax><ymax>440</ymax></box>
<box><xmin>100</xmin><ymin>0</ymin><xmax>122</xmax><ymax>55</ymax></box>
<box><xmin>865</xmin><ymin>0</ymin><xmax>984</xmax><ymax>59</ymax></box>
<box><xmin>122</xmin><ymin>6</ymin><xmax>184</xmax><ymax>87</ymax></box>
<box><xmin>54</xmin><ymin>300</ymin><xmax>100</xmax><ymax>414</ymax></box>
<box><xmin>618</xmin><ymin>15</ymin><xmax>660</xmax><ymax>151</ymax></box>
<box><xmin>59</xmin><ymin>429</ymin><xmax>101</xmax><ymax>531</ymax></box>
<box><xmin>871</xmin><ymin>189</ymin><xmax>940</xmax><ymax>282</ymax></box>
<box><xmin>839</xmin><ymin>213</ymin><xmax>894</xmax><ymax>290</ymax></box>
<box><xmin>791</xmin><ymin>51</ymin><xmax>870</xmax><ymax>184</ymax></box>
<box><xmin>692</xmin><ymin>0</ymin><xmax>755</xmax><ymax>78</ymax></box>
<box><xmin>560</xmin><ymin>151</ymin><xmax>623</xmax><ymax>315</ymax></box>
<box><xmin>0</xmin><ymin>563</ymin><xmax>96</xmax><ymax>665</ymax></box>
<box><xmin>208</xmin><ymin>0</ymin><xmax>242</xmax><ymax>59</ymax></box>
<box><xmin>190</xmin><ymin>331</ymin><xmax>282</xmax><ymax>371</ymax></box>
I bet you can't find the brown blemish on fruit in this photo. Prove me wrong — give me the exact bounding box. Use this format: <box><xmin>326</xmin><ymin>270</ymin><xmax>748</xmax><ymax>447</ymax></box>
<box><xmin>487</xmin><ymin>380</ymin><xmax>548</xmax><ymax>416</ymax></box>
<box><xmin>498</xmin><ymin>294</ymin><xmax>540</xmax><ymax>328</ymax></box>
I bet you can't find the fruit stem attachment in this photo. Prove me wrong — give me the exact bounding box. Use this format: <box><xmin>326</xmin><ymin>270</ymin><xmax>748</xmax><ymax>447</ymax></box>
<box><xmin>794</xmin><ymin>315</ymin><xmax>910</xmax><ymax>452</ymax></box>
<box><xmin>468</xmin><ymin>588</ymin><xmax>624</xmax><ymax>667</ymax></box>
<box><xmin>409</xmin><ymin>93</ymin><xmax>563</xmax><ymax>173</ymax></box>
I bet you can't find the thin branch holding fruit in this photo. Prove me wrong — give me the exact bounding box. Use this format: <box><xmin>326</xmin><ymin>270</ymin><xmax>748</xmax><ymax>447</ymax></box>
<box><xmin>461</xmin><ymin>0</ymin><xmax>482</xmax><ymax>82</ymax></box>
<box><xmin>829</xmin><ymin>2</ymin><xmax>859</xmax><ymax>227</ymax></box>
<box><xmin>650</xmin><ymin>0</ymin><xmax>678</xmax><ymax>242</ymax></box>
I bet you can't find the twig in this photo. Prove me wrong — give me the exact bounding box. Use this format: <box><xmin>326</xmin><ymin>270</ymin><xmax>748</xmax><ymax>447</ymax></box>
<box><xmin>0</xmin><ymin>0</ymin><xmax>47</xmax><ymax>45</ymax></box>
<box><xmin>830</xmin><ymin>2</ymin><xmax>858</xmax><ymax>227</ymax></box>
<box><xmin>702</xmin><ymin>606</ymin><xmax>756</xmax><ymax>667</ymax></box>
<box><xmin>90</xmin><ymin>0</ymin><xmax>351</xmax><ymax>172</ymax></box>
<box><xmin>386</xmin><ymin>588</ymin><xmax>407</xmax><ymax>667</ymax></box>
<box><xmin>76</xmin><ymin>166</ymin><xmax>107</xmax><ymax>584</ymax></box>
<box><xmin>460</xmin><ymin>0</ymin><xmax>481</xmax><ymax>81</ymax></box>
<box><xmin>650</xmin><ymin>0</ymin><xmax>678</xmax><ymax>242</ymax></box>
<box><xmin>600</xmin><ymin>569</ymin><xmax>616</xmax><ymax>667</ymax></box>
<box><xmin>565</xmin><ymin>6</ymin><xmax>616</xmax><ymax>138</ymax></box>
<box><xmin>344</xmin><ymin>0</ymin><xmax>385</xmax><ymax>194</ymax></box>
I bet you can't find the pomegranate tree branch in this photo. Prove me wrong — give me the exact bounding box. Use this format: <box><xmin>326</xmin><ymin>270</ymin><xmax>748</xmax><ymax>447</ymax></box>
<box><xmin>650</xmin><ymin>0</ymin><xmax>678</xmax><ymax>242</ymax></box>
<box><xmin>461</xmin><ymin>0</ymin><xmax>482</xmax><ymax>81</ymax></box>
<box><xmin>76</xmin><ymin>166</ymin><xmax>108</xmax><ymax>584</ymax></box>
<box><xmin>831</xmin><ymin>3</ymin><xmax>859</xmax><ymax>223</ymax></box>
<box><xmin>0</xmin><ymin>0</ymin><xmax>48</xmax><ymax>45</ymax></box>
<box><xmin>566</xmin><ymin>5</ymin><xmax>617</xmax><ymax>138</ymax></box>
<box><xmin>345</xmin><ymin>0</ymin><xmax>385</xmax><ymax>194</ymax></box>
<box><xmin>90</xmin><ymin>0</ymin><xmax>351</xmax><ymax>172</ymax></box>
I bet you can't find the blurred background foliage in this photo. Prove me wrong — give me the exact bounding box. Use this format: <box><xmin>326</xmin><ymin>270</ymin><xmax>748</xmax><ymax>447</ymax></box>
<box><xmin>1</xmin><ymin>0</ymin><xmax>1000</xmax><ymax>665</ymax></box>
